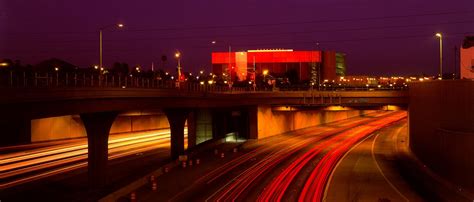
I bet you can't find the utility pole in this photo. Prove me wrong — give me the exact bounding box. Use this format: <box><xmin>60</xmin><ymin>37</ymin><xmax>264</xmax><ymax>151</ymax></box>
<box><xmin>453</xmin><ymin>46</ymin><xmax>457</xmax><ymax>79</ymax></box>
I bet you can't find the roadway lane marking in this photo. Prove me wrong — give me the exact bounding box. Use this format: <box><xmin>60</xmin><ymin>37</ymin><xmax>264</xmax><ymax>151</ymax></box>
<box><xmin>322</xmin><ymin>129</ymin><xmax>377</xmax><ymax>201</ymax></box>
<box><xmin>372</xmin><ymin>125</ymin><xmax>409</xmax><ymax>202</ymax></box>
<box><xmin>322</xmin><ymin>116</ymin><xmax>409</xmax><ymax>202</ymax></box>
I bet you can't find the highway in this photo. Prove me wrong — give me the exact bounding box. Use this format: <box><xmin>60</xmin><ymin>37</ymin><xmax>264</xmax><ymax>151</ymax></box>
<box><xmin>134</xmin><ymin>111</ymin><xmax>407</xmax><ymax>201</ymax></box>
<box><xmin>324</xmin><ymin>120</ymin><xmax>421</xmax><ymax>201</ymax></box>
<box><xmin>0</xmin><ymin>129</ymin><xmax>187</xmax><ymax>189</ymax></box>
<box><xmin>325</xmin><ymin>118</ymin><xmax>474</xmax><ymax>202</ymax></box>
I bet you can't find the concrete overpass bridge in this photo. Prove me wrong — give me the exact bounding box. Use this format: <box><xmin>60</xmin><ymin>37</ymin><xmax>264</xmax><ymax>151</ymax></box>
<box><xmin>2</xmin><ymin>78</ymin><xmax>473</xmax><ymax>194</ymax></box>
<box><xmin>0</xmin><ymin>86</ymin><xmax>408</xmax><ymax>187</ymax></box>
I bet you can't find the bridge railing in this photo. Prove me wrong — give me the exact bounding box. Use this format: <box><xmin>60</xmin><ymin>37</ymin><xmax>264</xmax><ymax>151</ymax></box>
<box><xmin>0</xmin><ymin>70</ymin><xmax>407</xmax><ymax>92</ymax></box>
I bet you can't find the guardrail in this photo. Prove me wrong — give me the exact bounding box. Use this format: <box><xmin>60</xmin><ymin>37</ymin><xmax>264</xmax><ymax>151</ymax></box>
<box><xmin>0</xmin><ymin>71</ymin><xmax>407</xmax><ymax>92</ymax></box>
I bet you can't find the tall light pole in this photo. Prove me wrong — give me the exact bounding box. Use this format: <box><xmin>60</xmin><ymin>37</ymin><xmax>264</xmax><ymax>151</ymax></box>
<box><xmin>211</xmin><ymin>41</ymin><xmax>232</xmax><ymax>86</ymax></box>
<box><xmin>99</xmin><ymin>23</ymin><xmax>124</xmax><ymax>70</ymax></box>
<box><xmin>316</xmin><ymin>42</ymin><xmax>321</xmax><ymax>91</ymax></box>
<box><xmin>175</xmin><ymin>51</ymin><xmax>182</xmax><ymax>81</ymax></box>
<box><xmin>436</xmin><ymin>33</ymin><xmax>443</xmax><ymax>80</ymax></box>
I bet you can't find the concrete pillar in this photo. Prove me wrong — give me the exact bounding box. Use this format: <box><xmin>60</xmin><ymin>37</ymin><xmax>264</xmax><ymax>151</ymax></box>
<box><xmin>164</xmin><ymin>109</ymin><xmax>190</xmax><ymax>159</ymax></box>
<box><xmin>80</xmin><ymin>111</ymin><xmax>117</xmax><ymax>189</ymax></box>
<box><xmin>248</xmin><ymin>106</ymin><xmax>258</xmax><ymax>139</ymax></box>
<box><xmin>187</xmin><ymin>110</ymin><xmax>197</xmax><ymax>149</ymax></box>
<box><xmin>0</xmin><ymin>118</ymin><xmax>31</xmax><ymax>146</ymax></box>
<box><xmin>212</xmin><ymin>109</ymin><xmax>229</xmax><ymax>139</ymax></box>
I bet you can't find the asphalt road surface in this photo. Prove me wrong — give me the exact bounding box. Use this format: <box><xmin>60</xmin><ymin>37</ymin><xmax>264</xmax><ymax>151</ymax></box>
<box><xmin>1</xmin><ymin>129</ymin><xmax>187</xmax><ymax>189</ymax></box>
<box><xmin>129</xmin><ymin>111</ymin><xmax>407</xmax><ymax>201</ymax></box>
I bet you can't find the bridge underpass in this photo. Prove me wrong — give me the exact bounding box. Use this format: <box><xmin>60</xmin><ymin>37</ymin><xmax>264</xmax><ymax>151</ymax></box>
<box><xmin>0</xmin><ymin>88</ymin><xmax>408</xmax><ymax>192</ymax></box>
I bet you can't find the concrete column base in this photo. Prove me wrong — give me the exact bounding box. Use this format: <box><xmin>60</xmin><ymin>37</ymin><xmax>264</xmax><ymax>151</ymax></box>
<box><xmin>81</xmin><ymin>111</ymin><xmax>118</xmax><ymax>189</ymax></box>
<box><xmin>164</xmin><ymin>109</ymin><xmax>190</xmax><ymax>159</ymax></box>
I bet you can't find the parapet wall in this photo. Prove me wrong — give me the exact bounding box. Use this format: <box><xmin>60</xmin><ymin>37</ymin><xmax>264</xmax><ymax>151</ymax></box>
<box><xmin>409</xmin><ymin>80</ymin><xmax>474</xmax><ymax>188</ymax></box>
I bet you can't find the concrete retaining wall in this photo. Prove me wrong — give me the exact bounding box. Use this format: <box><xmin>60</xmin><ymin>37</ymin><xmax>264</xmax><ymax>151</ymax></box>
<box><xmin>31</xmin><ymin>112</ymin><xmax>170</xmax><ymax>142</ymax></box>
<box><xmin>110</xmin><ymin>114</ymin><xmax>170</xmax><ymax>134</ymax></box>
<box><xmin>257</xmin><ymin>106</ymin><xmax>375</xmax><ymax>139</ymax></box>
<box><xmin>409</xmin><ymin>80</ymin><xmax>474</xmax><ymax>188</ymax></box>
<box><xmin>31</xmin><ymin>115</ymin><xmax>87</xmax><ymax>142</ymax></box>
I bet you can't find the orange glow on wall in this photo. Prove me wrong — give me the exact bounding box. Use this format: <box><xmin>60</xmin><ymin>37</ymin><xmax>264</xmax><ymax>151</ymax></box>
<box><xmin>323</xmin><ymin>106</ymin><xmax>351</xmax><ymax>111</ymax></box>
<box><xmin>460</xmin><ymin>46</ymin><xmax>474</xmax><ymax>79</ymax></box>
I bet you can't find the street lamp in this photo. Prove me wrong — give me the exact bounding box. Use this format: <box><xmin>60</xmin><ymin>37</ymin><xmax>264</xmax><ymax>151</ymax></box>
<box><xmin>435</xmin><ymin>33</ymin><xmax>443</xmax><ymax>80</ymax></box>
<box><xmin>175</xmin><ymin>51</ymin><xmax>182</xmax><ymax>82</ymax></box>
<box><xmin>211</xmin><ymin>40</ymin><xmax>232</xmax><ymax>86</ymax></box>
<box><xmin>99</xmin><ymin>23</ymin><xmax>124</xmax><ymax>70</ymax></box>
<box><xmin>263</xmin><ymin>69</ymin><xmax>269</xmax><ymax>88</ymax></box>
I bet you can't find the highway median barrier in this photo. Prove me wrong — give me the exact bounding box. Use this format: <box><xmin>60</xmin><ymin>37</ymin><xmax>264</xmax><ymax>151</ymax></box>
<box><xmin>99</xmin><ymin>137</ymin><xmax>236</xmax><ymax>202</ymax></box>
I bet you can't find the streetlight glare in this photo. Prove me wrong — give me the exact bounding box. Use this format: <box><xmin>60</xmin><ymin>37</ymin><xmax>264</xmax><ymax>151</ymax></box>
<box><xmin>175</xmin><ymin>52</ymin><xmax>180</xmax><ymax>58</ymax></box>
<box><xmin>117</xmin><ymin>23</ymin><xmax>124</xmax><ymax>28</ymax></box>
<box><xmin>263</xmin><ymin>70</ymin><xmax>269</xmax><ymax>75</ymax></box>
<box><xmin>435</xmin><ymin>32</ymin><xmax>443</xmax><ymax>79</ymax></box>
<box><xmin>211</xmin><ymin>41</ymin><xmax>216</xmax><ymax>44</ymax></box>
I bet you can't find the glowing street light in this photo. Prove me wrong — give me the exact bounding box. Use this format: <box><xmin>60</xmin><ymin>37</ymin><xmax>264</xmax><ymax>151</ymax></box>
<box><xmin>54</xmin><ymin>67</ymin><xmax>59</xmax><ymax>71</ymax></box>
<box><xmin>263</xmin><ymin>69</ymin><xmax>269</xmax><ymax>80</ymax></box>
<box><xmin>435</xmin><ymin>33</ymin><xmax>443</xmax><ymax>79</ymax></box>
<box><xmin>100</xmin><ymin>23</ymin><xmax>124</xmax><ymax>70</ymax></box>
<box><xmin>175</xmin><ymin>51</ymin><xmax>182</xmax><ymax>82</ymax></box>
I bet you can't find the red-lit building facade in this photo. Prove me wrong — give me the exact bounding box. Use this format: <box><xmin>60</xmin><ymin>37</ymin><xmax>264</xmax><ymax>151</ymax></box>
<box><xmin>211</xmin><ymin>49</ymin><xmax>345</xmax><ymax>84</ymax></box>
<box><xmin>461</xmin><ymin>36</ymin><xmax>474</xmax><ymax>79</ymax></box>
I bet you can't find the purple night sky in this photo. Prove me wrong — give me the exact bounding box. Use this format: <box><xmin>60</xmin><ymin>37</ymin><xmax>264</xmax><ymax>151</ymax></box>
<box><xmin>1</xmin><ymin>0</ymin><xmax>473</xmax><ymax>75</ymax></box>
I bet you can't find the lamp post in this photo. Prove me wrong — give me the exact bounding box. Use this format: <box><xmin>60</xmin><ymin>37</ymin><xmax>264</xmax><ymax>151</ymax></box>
<box><xmin>211</xmin><ymin>41</ymin><xmax>232</xmax><ymax>88</ymax></box>
<box><xmin>435</xmin><ymin>33</ymin><xmax>443</xmax><ymax>80</ymax></box>
<box><xmin>99</xmin><ymin>23</ymin><xmax>124</xmax><ymax>70</ymax></box>
<box><xmin>175</xmin><ymin>51</ymin><xmax>181</xmax><ymax>80</ymax></box>
<box><xmin>263</xmin><ymin>69</ymin><xmax>268</xmax><ymax>90</ymax></box>
<box><xmin>316</xmin><ymin>42</ymin><xmax>321</xmax><ymax>91</ymax></box>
